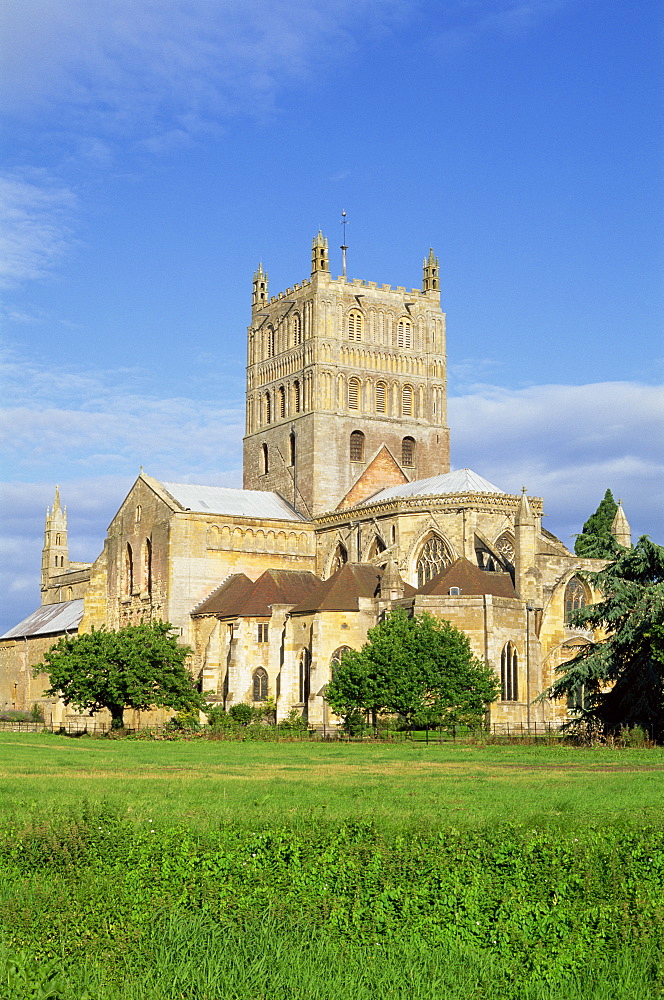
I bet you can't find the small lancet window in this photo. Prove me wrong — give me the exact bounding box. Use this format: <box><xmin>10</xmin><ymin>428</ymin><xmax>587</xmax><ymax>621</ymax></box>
<box><xmin>262</xmin><ymin>443</ymin><xmax>269</xmax><ymax>475</ymax></box>
<box><xmin>347</xmin><ymin>310</ymin><xmax>363</xmax><ymax>342</ymax></box>
<box><xmin>501</xmin><ymin>642</ymin><xmax>518</xmax><ymax>701</ymax></box>
<box><xmin>350</xmin><ymin>430</ymin><xmax>365</xmax><ymax>462</ymax></box>
<box><xmin>125</xmin><ymin>542</ymin><xmax>134</xmax><ymax>596</ymax></box>
<box><xmin>289</xmin><ymin>432</ymin><xmax>296</xmax><ymax>466</ymax></box>
<box><xmin>348</xmin><ymin>377</ymin><xmax>360</xmax><ymax>410</ymax></box>
<box><xmin>402</xmin><ymin>436</ymin><xmax>415</xmax><ymax>466</ymax></box>
<box><xmin>55</xmin><ymin>534</ymin><xmax>61</xmax><ymax>545</ymax></box>
<box><xmin>144</xmin><ymin>537</ymin><xmax>152</xmax><ymax>596</ymax></box>
<box><xmin>298</xmin><ymin>649</ymin><xmax>311</xmax><ymax>704</ymax></box>
<box><xmin>253</xmin><ymin>668</ymin><xmax>268</xmax><ymax>702</ymax></box>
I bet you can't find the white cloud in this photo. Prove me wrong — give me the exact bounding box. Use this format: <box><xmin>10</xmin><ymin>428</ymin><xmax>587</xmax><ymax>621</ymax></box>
<box><xmin>0</xmin><ymin>174</ymin><xmax>77</xmax><ymax>287</ymax></box>
<box><xmin>449</xmin><ymin>381</ymin><xmax>664</xmax><ymax>548</ymax></box>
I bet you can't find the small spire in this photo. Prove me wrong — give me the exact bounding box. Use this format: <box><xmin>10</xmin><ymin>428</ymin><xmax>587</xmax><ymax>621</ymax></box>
<box><xmin>53</xmin><ymin>485</ymin><xmax>61</xmax><ymax>513</ymax></box>
<box><xmin>252</xmin><ymin>262</ymin><xmax>269</xmax><ymax>309</ymax></box>
<box><xmin>422</xmin><ymin>247</ymin><xmax>440</xmax><ymax>292</ymax></box>
<box><xmin>611</xmin><ymin>500</ymin><xmax>632</xmax><ymax>548</ymax></box>
<box><xmin>515</xmin><ymin>487</ymin><xmax>534</xmax><ymax>525</ymax></box>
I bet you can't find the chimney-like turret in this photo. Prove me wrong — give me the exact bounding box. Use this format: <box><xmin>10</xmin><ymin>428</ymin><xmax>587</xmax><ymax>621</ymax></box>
<box><xmin>41</xmin><ymin>486</ymin><xmax>69</xmax><ymax>593</ymax></box>
<box><xmin>311</xmin><ymin>231</ymin><xmax>329</xmax><ymax>275</ymax></box>
<box><xmin>422</xmin><ymin>247</ymin><xmax>440</xmax><ymax>293</ymax></box>
<box><xmin>514</xmin><ymin>487</ymin><xmax>537</xmax><ymax>601</ymax></box>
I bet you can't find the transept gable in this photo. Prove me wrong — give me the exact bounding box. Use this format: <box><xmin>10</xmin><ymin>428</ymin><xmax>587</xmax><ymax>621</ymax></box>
<box><xmin>336</xmin><ymin>445</ymin><xmax>408</xmax><ymax>511</ymax></box>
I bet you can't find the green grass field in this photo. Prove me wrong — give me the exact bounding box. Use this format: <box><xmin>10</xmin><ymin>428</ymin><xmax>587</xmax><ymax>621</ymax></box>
<box><xmin>0</xmin><ymin>732</ymin><xmax>663</xmax><ymax>999</ymax></box>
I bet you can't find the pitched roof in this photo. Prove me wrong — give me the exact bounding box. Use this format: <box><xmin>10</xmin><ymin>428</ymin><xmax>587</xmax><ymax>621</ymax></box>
<box><xmin>337</xmin><ymin>445</ymin><xmax>408</xmax><ymax>510</ymax></box>
<box><xmin>290</xmin><ymin>563</ymin><xmax>416</xmax><ymax>615</ymax></box>
<box><xmin>160</xmin><ymin>482</ymin><xmax>306</xmax><ymax>521</ymax></box>
<box><xmin>418</xmin><ymin>558</ymin><xmax>518</xmax><ymax>599</ymax></box>
<box><xmin>1</xmin><ymin>599</ymin><xmax>84</xmax><ymax>640</ymax></box>
<box><xmin>361</xmin><ymin>468</ymin><xmax>504</xmax><ymax>505</ymax></box>
<box><xmin>192</xmin><ymin>570</ymin><xmax>322</xmax><ymax>619</ymax></box>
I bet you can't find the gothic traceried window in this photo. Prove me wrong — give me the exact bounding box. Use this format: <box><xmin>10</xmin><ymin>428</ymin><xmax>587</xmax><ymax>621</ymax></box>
<box><xmin>565</xmin><ymin>578</ymin><xmax>587</xmax><ymax>623</ymax></box>
<box><xmin>397</xmin><ymin>319</ymin><xmax>412</xmax><ymax>349</ymax></box>
<box><xmin>402</xmin><ymin>384</ymin><xmax>413</xmax><ymax>416</ymax></box>
<box><xmin>501</xmin><ymin>642</ymin><xmax>518</xmax><ymax>701</ymax></box>
<box><xmin>348</xmin><ymin>377</ymin><xmax>360</xmax><ymax>410</ymax></box>
<box><xmin>253</xmin><ymin>667</ymin><xmax>268</xmax><ymax>702</ymax></box>
<box><xmin>330</xmin><ymin>646</ymin><xmax>352</xmax><ymax>680</ymax></box>
<box><xmin>347</xmin><ymin>310</ymin><xmax>363</xmax><ymax>342</ymax></box>
<box><xmin>350</xmin><ymin>430</ymin><xmax>365</xmax><ymax>462</ymax></box>
<box><xmin>375</xmin><ymin>380</ymin><xmax>387</xmax><ymax>413</ymax></box>
<box><xmin>329</xmin><ymin>542</ymin><xmax>348</xmax><ymax>576</ymax></box>
<box><xmin>416</xmin><ymin>534</ymin><xmax>449</xmax><ymax>587</ymax></box>
<box><xmin>495</xmin><ymin>533</ymin><xmax>515</xmax><ymax>564</ymax></box>
<box><xmin>402</xmin><ymin>436</ymin><xmax>415</xmax><ymax>466</ymax></box>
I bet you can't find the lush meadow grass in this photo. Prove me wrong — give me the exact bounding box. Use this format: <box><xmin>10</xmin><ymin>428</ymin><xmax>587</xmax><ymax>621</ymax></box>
<box><xmin>0</xmin><ymin>733</ymin><xmax>663</xmax><ymax>998</ymax></box>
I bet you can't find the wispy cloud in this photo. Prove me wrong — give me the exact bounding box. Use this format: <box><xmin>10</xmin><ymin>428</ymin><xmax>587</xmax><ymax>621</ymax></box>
<box><xmin>431</xmin><ymin>0</ymin><xmax>569</xmax><ymax>51</ymax></box>
<box><xmin>0</xmin><ymin>174</ymin><xmax>77</xmax><ymax>287</ymax></box>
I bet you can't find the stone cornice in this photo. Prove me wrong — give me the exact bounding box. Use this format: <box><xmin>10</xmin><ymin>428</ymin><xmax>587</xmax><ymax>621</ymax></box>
<box><xmin>314</xmin><ymin>491</ymin><xmax>543</xmax><ymax>529</ymax></box>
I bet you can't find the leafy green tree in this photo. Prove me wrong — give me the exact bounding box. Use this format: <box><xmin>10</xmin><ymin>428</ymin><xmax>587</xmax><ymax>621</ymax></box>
<box><xmin>37</xmin><ymin>621</ymin><xmax>202</xmax><ymax>728</ymax></box>
<box><xmin>574</xmin><ymin>489</ymin><xmax>620</xmax><ymax>558</ymax></box>
<box><xmin>326</xmin><ymin>609</ymin><xmax>499</xmax><ymax>730</ymax></box>
<box><xmin>548</xmin><ymin>537</ymin><xmax>664</xmax><ymax>739</ymax></box>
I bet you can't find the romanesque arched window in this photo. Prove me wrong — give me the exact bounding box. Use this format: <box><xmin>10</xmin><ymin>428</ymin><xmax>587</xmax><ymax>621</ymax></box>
<box><xmin>265</xmin><ymin>392</ymin><xmax>272</xmax><ymax>425</ymax></box>
<box><xmin>397</xmin><ymin>319</ymin><xmax>412</xmax><ymax>349</ymax></box>
<box><xmin>292</xmin><ymin>380</ymin><xmax>301</xmax><ymax>413</ymax></box>
<box><xmin>565</xmin><ymin>578</ymin><xmax>587</xmax><ymax>623</ymax></box>
<box><xmin>416</xmin><ymin>534</ymin><xmax>449</xmax><ymax>588</ymax></box>
<box><xmin>501</xmin><ymin>642</ymin><xmax>518</xmax><ymax>701</ymax></box>
<box><xmin>55</xmin><ymin>534</ymin><xmax>61</xmax><ymax>545</ymax></box>
<box><xmin>66</xmin><ymin>587</ymin><xmax>73</xmax><ymax>601</ymax></box>
<box><xmin>262</xmin><ymin>443</ymin><xmax>269</xmax><ymax>475</ymax></box>
<box><xmin>348</xmin><ymin>377</ymin><xmax>360</xmax><ymax>410</ymax></box>
<box><xmin>375</xmin><ymin>380</ymin><xmax>387</xmax><ymax>414</ymax></box>
<box><xmin>402</xmin><ymin>384</ymin><xmax>413</xmax><ymax>416</ymax></box>
<box><xmin>289</xmin><ymin>432</ymin><xmax>296</xmax><ymax>466</ymax></box>
<box><xmin>402</xmin><ymin>436</ymin><xmax>415</xmax><ymax>467</ymax></box>
<box><xmin>278</xmin><ymin>385</ymin><xmax>286</xmax><ymax>419</ymax></box>
<box><xmin>350</xmin><ymin>430</ymin><xmax>365</xmax><ymax>462</ymax></box>
<box><xmin>253</xmin><ymin>668</ymin><xmax>268</xmax><ymax>702</ymax></box>
<box><xmin>329</xmin><ymin>542</ymin><xmax>348</xmax><ymax>576</ymax></box>
<box><xmin>125</xmin><ymin>543</ymin><xmax>134</xmax><ymax>596</ymax></box>
<box><xmin>135</xmin><ymin>505</ymin><xmax>141</xmax><ymax>524</ymax></box>
<box><xmin>298</xmin><ymin>649</ymin><xmax>311</xmax><ymax>704</ymax></box>
<box><xmin>293</xmin><ymin>312</ymin><xmax>302</xmax><ymax>346</ymax></box>
<box><xmin>347</xmin><ymin>310</ymin><xmax>363</xmax><ymax>341</ymax></box>
<box><xmin>266</xmin><ymin>327</ymin><xmax>275</xmax><ymax>358</ymax></box>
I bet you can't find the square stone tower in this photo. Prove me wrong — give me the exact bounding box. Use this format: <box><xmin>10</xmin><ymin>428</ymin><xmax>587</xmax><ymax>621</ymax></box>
<box><xmin>242</xmin><ymin>235</ymin><xmax>450</xmax><ymax>517</ymax></box>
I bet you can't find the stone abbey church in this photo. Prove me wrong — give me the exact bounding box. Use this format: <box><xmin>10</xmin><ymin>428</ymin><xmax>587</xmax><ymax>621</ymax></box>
<box><xmin>1</xmin><ymin>234</ymin><xmax>633</xmax><ymax>728</ymax></box>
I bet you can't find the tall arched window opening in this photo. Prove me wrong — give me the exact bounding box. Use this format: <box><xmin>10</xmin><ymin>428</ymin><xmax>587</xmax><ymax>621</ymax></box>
<box><xmin>347</xmin><ymin>310</ymin><xmax>363</xmax><ymax>341</ymax></box>
<box><xmin>265</xmin><ymin>393</ymin><xmax>272</xmax><ymax>424</ymax></box>
<box><xmin>289</xmin><ymin>432</ymin><xmax>296</xmax><ymax>466</ymax></box>
<box><xmin>350</xmin><ymin>430</ymin><xmax>365</xmax><ymax>462</ymax></box>
<box><xmin>416</xmin><ymin>534</ymin><xmax>449</xmax><ymax>588</ymax></box>
<box><xmin>125</xmin><ymin>543</ymin><xmax>134</xmax><ymax>596</ymax></box>
<box><xmin>330</xmin><ymin>646</ymin><xmax>352</xmax><ymax>679</ymax></box>
<box><xmin>402</xmin><ymin>437</ymin><xmax>415</xmax><ymax>467</ymax></box>
<box><xmin>565</xmin><ymin>578</ymin><xmax>587</xmax><ymax>623</ymax></box>
<box><xmin>293</xmin><ymin>380</ymin><xmax>301</xmax><ymax>413</ymax></box>
<box><xmin>375</xmin><ymin>381</ymin><xmax>387</xmax><ymax>413</ymax></box>
<box><xmin>402</xmin><ymin>384</ymin><xmax>413</xmax><ymax>416</ymax></box>
<box><xmin>262</xmin><ymin>443</ymin><xmax>269</xmax><ymax>475</ymax></box>
<box><xmin>348</xmin><ymin>377</ymin><xmax>360</xmax><ymax>410</ymax></box>
<box><xmin>55</xmin><ymin>534</ymin><xmax>61</xmax><ymax>545</ymax></box>
<box><xmin>278</xmin><ymin>385</ymin><xmax>286</xmax><ymax>418</ymax></box>
<box><xmin>298</xmin><ymin>649</ymin><xmax>311</xmax><ymax>704</ymax></box>
<box><xmin>397</xmin><ymin>319</ymin><xmax>412</xmax><ymax>348</ymax></box>
<box><xmin>143</xmin><ymin>538</ymin><xmax>152</xmax><ymax>596</ymax></box>
<box><xmin>253</xmin><ymin>668</ymin><xmax>268</xmax><ymax>702</ymax></box>
<box><xmin>293</xmin><ymin>313</ymin><xmax>302</xmax><ymax>346</ymax></box>
<box><xmin>266</xmin><ymin>327</ymin><xmax>275</xmax><ymax>358</ymax></box>
<box><xmin>501</xmin><ymin>642</ymin><xmax>519</xmax><ymax>701</ymax></box>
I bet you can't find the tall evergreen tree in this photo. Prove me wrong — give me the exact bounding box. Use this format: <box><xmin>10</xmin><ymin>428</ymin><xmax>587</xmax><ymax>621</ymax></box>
<box><xmin>574</xmin><ymin>489</ymin><xmax>620</xmax><ymax>558</ymax></box>
<box><xmin>548</xmin><ymin>537</ymin><xmax>664</xmax><ymax>739</ymax></box>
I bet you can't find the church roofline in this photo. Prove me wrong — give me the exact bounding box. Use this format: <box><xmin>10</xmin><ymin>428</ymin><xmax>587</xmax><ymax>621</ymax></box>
<box><xmin>314</xmin><ymin>490</ymin><xmax>544</xmax><ymax>527</ymax></box>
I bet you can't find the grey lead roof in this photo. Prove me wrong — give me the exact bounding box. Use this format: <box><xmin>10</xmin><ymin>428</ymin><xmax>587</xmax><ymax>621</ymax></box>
<box><xmin>361</xmin><ymin>468</ymin><xmax>505</xmax><ymax>505</ymax></box>
<box><xmin>2</xmin><ymin>599</ymin><xmax>84</xmax><ymax>640</ymax></box>
<box><xmin>160</xmin><ymin>482</ymin><xmax>305</xmax><ymax>521</ymax></box>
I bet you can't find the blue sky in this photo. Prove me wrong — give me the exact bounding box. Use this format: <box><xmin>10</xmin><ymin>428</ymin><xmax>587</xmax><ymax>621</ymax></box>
<box><xmin>1</xmin><ymin>0</ymin><xmax>662</xmax><ymax>633</ymax></box>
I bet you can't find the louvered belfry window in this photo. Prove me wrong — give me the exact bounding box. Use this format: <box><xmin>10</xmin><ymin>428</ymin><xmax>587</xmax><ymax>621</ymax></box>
<box><xmin>348</xmin><ymin>377</ymin><xmax>360</xmax><ymax>410</ymax></box>
<box><xmin>397</xmin><ymin>320</ymin><xmax>412</xmax><ymax>348</ymax></box>
<box><xmin>375</xmin><ymin>381</ymin><xmax>386</xmax><ymax>413</ymax></box>
<box><xmin>350</xmin><ymin>430</ymin><xmax>365</xmax><ymax>462</ymax></box>
<box><xmin>402</xmin><ymin>385</ymin><xmax>413</xmax><ymax>416</ymax></box>
<box><xmin>348</xmin><ymin>311</ymin><xmax>363</xmax><ymax>341</ymax></box>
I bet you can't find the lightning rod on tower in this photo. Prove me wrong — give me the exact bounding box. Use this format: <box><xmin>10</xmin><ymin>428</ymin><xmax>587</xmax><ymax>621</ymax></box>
<box><xmin>340</xmin><ymin>210</ymin><xmax>348</xmax><ymax>278</ymax></box>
